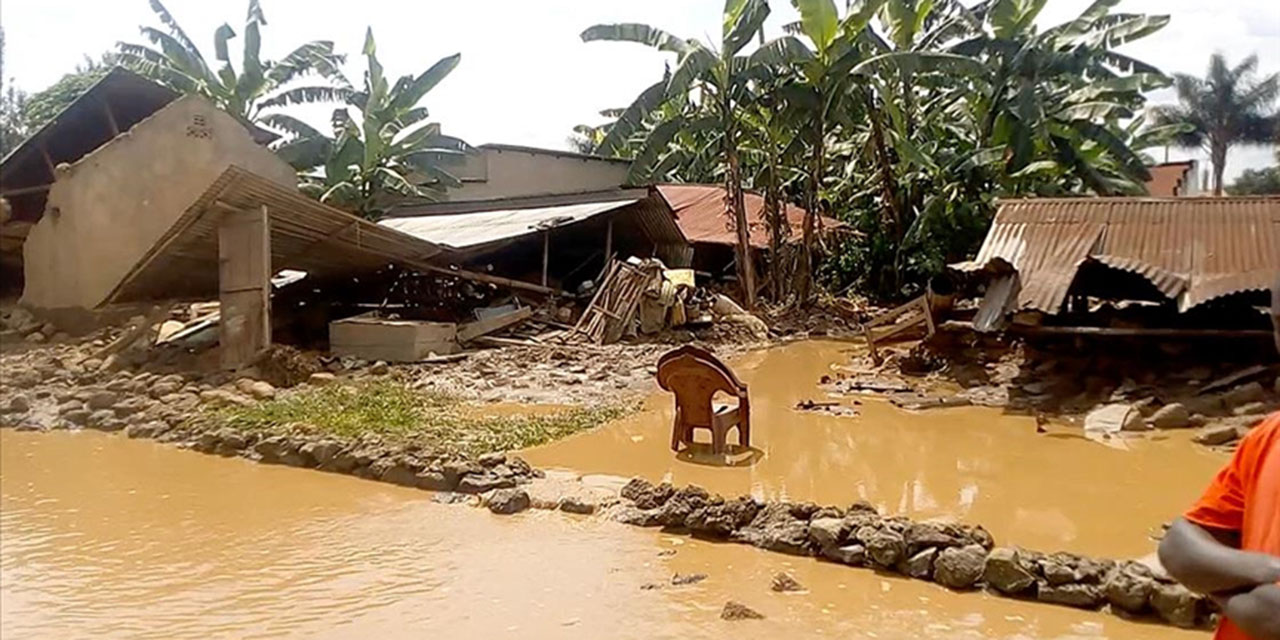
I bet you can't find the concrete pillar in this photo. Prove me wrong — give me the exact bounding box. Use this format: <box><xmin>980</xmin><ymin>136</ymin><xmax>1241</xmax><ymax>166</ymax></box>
<box><xmin>218</xmin><ymin>205</ymin><xmax>271</xmax><ymax>369</ymax></box>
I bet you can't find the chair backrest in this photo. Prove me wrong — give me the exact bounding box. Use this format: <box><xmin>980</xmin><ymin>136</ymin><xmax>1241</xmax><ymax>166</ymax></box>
<box><xmin>656</xmin><ymin>346</ymin><xmax>747</xmax><ymax>425</ymax></box>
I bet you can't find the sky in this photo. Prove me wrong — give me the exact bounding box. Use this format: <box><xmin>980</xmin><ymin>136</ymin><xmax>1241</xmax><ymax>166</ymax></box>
<box><xmin>3</xmin><ymin>0</ymin><xmax>1277</xmax><ymax>183</ymax></box>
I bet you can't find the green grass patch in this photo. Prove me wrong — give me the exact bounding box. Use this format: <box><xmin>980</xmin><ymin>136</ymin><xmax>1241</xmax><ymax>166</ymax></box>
<box><xmin>213</xmin><ymin>381</ymin><xmax>630</xmax><ymax>456</ymax></box>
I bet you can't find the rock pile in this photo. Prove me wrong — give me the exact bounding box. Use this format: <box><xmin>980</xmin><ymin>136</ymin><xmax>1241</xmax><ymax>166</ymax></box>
<box><xmin>606</xmin><ymin>478</ymin><xmax>1215</xmax><ymax>630</ymax></box>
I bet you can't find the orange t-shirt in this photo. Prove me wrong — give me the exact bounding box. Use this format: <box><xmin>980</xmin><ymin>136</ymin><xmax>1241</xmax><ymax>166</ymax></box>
<box><xmin>1184</xmin><ymin>412</ymin><xmax>1280</xmax><ymax>640</ymax></box>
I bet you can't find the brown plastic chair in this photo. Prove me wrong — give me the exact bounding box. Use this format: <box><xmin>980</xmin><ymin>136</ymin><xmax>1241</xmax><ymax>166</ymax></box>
<box><xmin>656</xmin><ymin>345</ymin><xmax>750</xmax><ymax>455</ymax></box>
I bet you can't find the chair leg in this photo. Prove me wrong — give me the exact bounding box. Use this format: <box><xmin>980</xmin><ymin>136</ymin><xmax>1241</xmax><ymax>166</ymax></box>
<box><xmin>671</xmin><ymin>407</ymin><xmax>683</xmax><ymax>451</ymax></box>
<box><xmin>711</xmin><ymin>426</ymin><xmax>727</xmax><ymax>455</ymax></box>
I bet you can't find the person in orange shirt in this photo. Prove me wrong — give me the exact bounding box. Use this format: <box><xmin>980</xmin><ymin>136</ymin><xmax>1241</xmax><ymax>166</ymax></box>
<box><xmin>1158</xmin><ymin>278</ymin><xmax>1280</xmax><ymax>640</ymax></box>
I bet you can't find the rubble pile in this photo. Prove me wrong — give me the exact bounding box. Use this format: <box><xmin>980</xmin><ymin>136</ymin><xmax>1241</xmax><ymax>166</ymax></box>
<box><xmin>605</xmin><ymin>478</ymin><xmax>1215</xmax><ymax>630</ymax></box>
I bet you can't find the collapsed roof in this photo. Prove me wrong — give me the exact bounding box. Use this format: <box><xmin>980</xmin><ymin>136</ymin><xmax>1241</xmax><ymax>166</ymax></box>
<box><xmin>656</xmin><ymin>183</ymin><xmax>847</xmax><ymax>250</ymax></box>
<box><xmin>951</xmin><ymin>196</ymin><xmax>1280</xmax><ymax>314</ymax></box>
<box><xmin>105</xmin><ymin>166</ymin><xmax>445</xmax><ymax>304</ymax></box>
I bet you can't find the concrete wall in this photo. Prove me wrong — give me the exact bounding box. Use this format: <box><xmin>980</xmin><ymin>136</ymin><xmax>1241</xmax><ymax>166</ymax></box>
<box><xmin>21</xmin><ymin>96</ymin><xmax>296</xmax><ymax>310</ymax></box>
<box><xmin>447</xmin><ymin>146</ymin><xmax>629</xmax><ymax>201</ymax></box>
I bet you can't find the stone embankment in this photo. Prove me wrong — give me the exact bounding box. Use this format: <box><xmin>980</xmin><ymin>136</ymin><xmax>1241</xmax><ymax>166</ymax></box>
<box><xmin>593</xmin><ymin>478</ymin><xmax>1214</xmax><ymax>630</ymax></box>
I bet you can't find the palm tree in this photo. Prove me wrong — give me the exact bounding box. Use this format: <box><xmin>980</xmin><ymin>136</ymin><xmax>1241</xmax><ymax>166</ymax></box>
<box><xmin>272</xmin><ymin>29</ymin><xmax>470</xmax><ymax>219</ymax></box>
<box><xmin>582</xmin><ymin>0</ymin><xmax>771</xmax><ymax>309</ymax></box>
<box><xmin>116</xmin><ymin>0</ymin><xmax>349</xmax><ymax>133</ymax></box>
<box><xmin>1153</xmin><ymin>53</ymin><xmax>1279</xmax><ymax>195</ymax></box>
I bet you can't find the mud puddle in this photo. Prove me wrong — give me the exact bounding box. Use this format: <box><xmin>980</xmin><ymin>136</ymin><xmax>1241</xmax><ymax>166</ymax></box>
<box><xmin>523</xmin><ymin>340</ymin><xmax>1227</xmax><ymax>559</ymax></box>
<box><xmin>1</xmin><ymin>428</ymin><xmax>1203</xmax><ymax>639</ymax></box>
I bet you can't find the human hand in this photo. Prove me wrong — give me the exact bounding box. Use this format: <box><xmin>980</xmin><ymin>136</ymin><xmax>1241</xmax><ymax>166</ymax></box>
<box><xmin>1220</xmin><ymin>582</ymin><xmax>1280</xmax><ymax>640</ymax></box>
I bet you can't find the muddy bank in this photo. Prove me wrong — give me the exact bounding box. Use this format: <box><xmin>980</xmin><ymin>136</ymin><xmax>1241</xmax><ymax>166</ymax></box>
<box><xmin>1</xmin><ymin>428</ymin><xmax>1205</xmax><ymax>639</ymax></box>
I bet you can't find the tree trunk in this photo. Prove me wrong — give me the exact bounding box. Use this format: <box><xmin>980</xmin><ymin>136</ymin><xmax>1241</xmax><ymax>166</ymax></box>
<box><xmin>798</xmin><ymin>114</ymin><xmax>824</xmax><ymax>306</ymax></box>
<box><xmin>1211</xmin><ymin>141</ymin><xmax>1227</xmax><ymax>196</ymax></box>
<box><xmin>764</xmin><ymin>159</ymin><xmax>785</xmax><ymax>302</ymax></box>
<box><xmin>724</xmin><ymin>121</ymin><xmax>756</xmax><ymax>310</ymax></box>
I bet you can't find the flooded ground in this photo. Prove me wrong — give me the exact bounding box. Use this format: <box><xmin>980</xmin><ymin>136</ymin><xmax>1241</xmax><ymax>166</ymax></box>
<box><xmin>1</xmin><ymin>429</ymin><xmax>1206</xmax><ymax>639</ymax></box>
<box><xmin>525</xmin><ymin>340</ymin><xmax>1227</xmax><ymax>559</ymax></box>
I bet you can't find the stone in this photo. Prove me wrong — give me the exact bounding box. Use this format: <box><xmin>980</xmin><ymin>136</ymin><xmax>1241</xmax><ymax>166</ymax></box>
<box><xmin>688</xmin><ymin>496</ymin><xmax>761</xmax><ymax>537</ymax></box>
<box><xmin>1150</xmin><ymin>583</ymin><xmax>1200</xmax><ymax>628</ymax></box>
<box><xmin>559</xmin><ymin>496</ymin><xmax>597</xmax><ymax>515</ymax></box>
<box><xmin>1222</xmin><ymin>381</ymin><xmax>1265</xmax><ymax>409</ymax></box>
<box><xmin>6</xmin><ymin>394</ymin><xmax>31</xmax><ymax>413</ymax></box>
<box><xmin>671</xmin><ymin>573</ymin><xmax>707</xmax><ymax>586</ymax></box>
<box><xmin>807</xmin><ymin>517</ymin><xmax>846</xmax><ymax>551</ymax></box>
<box><xmin>299</xmin><ymin>441</ymin><xmax>341</xmax><ymax>467</ymax></box>
<box><xmin>199</xmin><ymin>389</ymin><xmax>254</xmax><ymax>408</ymax></box>
<box><xmin>1233</xmin><ymin>401</ymin><xmax>1271</xmax><ymax>416</ymax></box>
<box><xmin>865</xmin><ymin>530</ymin><xmax>906</xmax><ymax>567</ymax></box>
<box><xmin>24</xmin><ymin>331</ymin><xmax>46</xmax><ymax>343</ymax></box>
<box><xmin>660</xmin><ymin>485</ymin><xmax>710</xmax><ymax>527</ymax></box>
<box><xmin>720</xmin><ymin>601</ymin><xmax>764</xmax><ymax>621</ymax></box>
<box><xmin>240</xmin><ymin>379</ymin><xmax>276</xmax><ymax>401</ymax></box>
<box><xmin>477</xmin><ymin>452</ymin><xmax>507</xmax><ymax>467</ymax></box>
<box><xmin>933</xmin><ymin>545</ymin><xmax>987</xmax><ymax>589</ymax></box>
<box><xmin>379</xmin><ymin>463</ymin><xmax>420</xmax><ymax>488</ymax></box>
<box><xmin>112</xmin><ymin>397</ymin><xmax>151</xmax><ymax>418</ymax></box>
<box><xmin>149</xmin><ymin>380</ymin><xmax>182</xmax><ymax>399</ymax></box>
<box><xmin>611</xmin><ymin>505</ymin><xmax>665</xmax><ymax>527</ymax></box>
<box><xmin>416</xmin><ymin>470</ymin><xmax>455</xmax><ymax>491</ymax></box>
<box><xmin>1104</xmin><ymin>562</ymin><xmax>1155</xmax><ymax>613</ymax></box>
<box><xmin>1085</xmin><ymin>403</ymin><xmax>1145</xmax><ymax>433</ymax></box>
<box><xmin>486</xmin><ymin>488</ymin><xmax>530</xmax><ymax>515</ymax></box>
<box><xmin>1038</xmin><ymin>582</ymin><xmax>1104</xmax><ymax>608</ymax></box>
<box><xmin>125</xmin><ymin>421</ymin><xmax>169</xmax><ymax>439</ymax></box>
<box><xmin>62</xmin><ymin>408</ymin><xmax>92</xmax><ymax>426</ymax></box>
<box><xmin>1148</xmin><ymin>403</ymin><xmax>1191</xmax><ymax>429</ymax></box>
<box><xmin>904</xmin><ymin>521</ymin><xmax>960</xmax><ymax>554</ymax></box>
<box><xmin>711</xmin><ymin>294</ymin><xmax>746</xmax><ymax>317</ymax></box>
<box><xmin>86</xmin><ymin>390</ymin><xmax>120</xmax><ymax>410</ymax></box>
<box><xmin>826</xmin><ymin>544</ymin><xmax>866</xmax><ymax>566</ymax></box>
<box><xmin>457</xmin><ymin>473</ymin><xmax>517</xmax><ymax>493</ymax></box>
<box><xmin>369</xmin><ymin>361</ymin><xmax>390</xmax><ymax>375</ymax></box>
<box><xmin>87</xmin><ymin>409</ymin><xmax>117</xmax><ymax>429</ymax></box>
<box><xmin>1041</xmin><ymin>560</ymin><xmax>1078</xmax><ymax>585</ymax></box>
<box><xmin>96</xmin><ymin>417</ymin><xmax>126</xmax><ymax>432</ymax></box>
<box><xmin>443</xmin><ymin>460</ymin><xmax>484</xmax><ymax>486</ymax></box>
<box><xmin>308</xmin><ymin>372</ymin><xmax>337</xmax><ymax>386</ymax></box>
<box><xmin>732</xmin><ymin>503</ymin><xmax>810</xmax><ymax>556</ymax></box>
<box><xmin>770</xmin><ymin>572</ymin><xmax>805</xmax><ymax>592</ymax></box>
<box><xmin>1193</xmin><ymin>423</ymin><xmax>1240</xmax><ymax>446</ymax></box>
<box><xmin>983</xmin><ymin>547</ymin><xmax>1036</xmax><ymax>595</ymax></box>
<box><xmin>901</xmin><ymin>548</ymin><xmax>937</xmax><ymax>580</ymax></box>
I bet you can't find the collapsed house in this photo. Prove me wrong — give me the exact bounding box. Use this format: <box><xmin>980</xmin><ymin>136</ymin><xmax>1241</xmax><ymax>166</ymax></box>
<box><xmin>0</xmin><ymin>68</ymin><xmax>277</xmax><ymax>294</ymax></box>
<box><xmin>950</xmin><ymin>196</ymin><xmax>1280</xmax><ymax>335</ymax></box>
<box><xmin>1144</xmin><ymin>160</ymin><xmax>1200</xmax><ymax>197</ymax></box>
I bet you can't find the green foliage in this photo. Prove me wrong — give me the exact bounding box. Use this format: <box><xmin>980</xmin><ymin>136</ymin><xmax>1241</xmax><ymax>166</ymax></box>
<box><xmin>214</xmin><ymin>380</ymin><xmax>630</xmax><ymax>457</ymax></box>
<box><xmin>1229</xmin><ymin>166</ymin><xmax>1280</xmax><ymax>195</ymax></box>
<box><xmin>587</xmin><ymin>0</ymin><xmax>1173</xmax><ymax>301</ymax></box>
<box><xmin>115</xmin><ymin>0</ymin><xmax>349</xmax><ymax>132</ymax></box>
<box><xmin>0</xmin><ymin>27</ymin><xmax>29</xmax><ymax>159</ymax></box>
<box><xmin>272</xmin><ymin>28</ymin><xmax>471</xmax><ymax>219</ymax></box>
<box><xmin>1151</xmin><ymin>53</ymin><xmax>1279</xmax><ymax>194</ymax></box>
<box><xmin>21</xmin><ymin>54</ymin><xmax>116</xmax><ymax>131</ymax></box>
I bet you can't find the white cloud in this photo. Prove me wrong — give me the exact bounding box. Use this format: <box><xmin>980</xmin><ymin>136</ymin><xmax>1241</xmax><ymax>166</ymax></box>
<box><xmin>3</xmin><ymin>0</ymin><xmax>1276</xmax><ymax>179</ymax></box>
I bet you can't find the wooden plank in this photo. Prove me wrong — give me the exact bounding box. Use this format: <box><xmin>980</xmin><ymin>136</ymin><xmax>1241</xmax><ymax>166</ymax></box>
<box><xmin>457</xmin><ymin>307</ymin><xmax>533</xmax><ymax>343</ymax></box>
<box><xmin>423</xmin><ymin>264</ymin><xmax>559</xmax><ymax>296</ymax></box>
<box><xmin>218</xmin><ymin>205</ymin><xmax>271</xmax><ymax>369</ymax></box>
<box><xmin>542</xmin><ymin>231</ymin><xmax>550</xmax><ymax>287</ymax></box>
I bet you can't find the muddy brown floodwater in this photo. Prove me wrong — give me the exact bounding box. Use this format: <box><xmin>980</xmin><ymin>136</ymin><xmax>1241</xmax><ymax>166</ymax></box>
<box><xmin>1</xmin><ymin>428</ymin><xmax>1206</xmax><ymax>639</ymax></box>
<box><xmin>525</xmin><ymin>340</ymin><xmax>1227</xmax><ymax>559</ymax></box>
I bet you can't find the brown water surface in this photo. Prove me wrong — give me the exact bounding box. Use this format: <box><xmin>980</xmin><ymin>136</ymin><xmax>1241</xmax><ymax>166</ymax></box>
<box><xmin>2</xmin><ymin>428</ymin><xmax>1205</xmax><ymax>639</ymax></box>
<box><xmin>525</xmin><ymin>340</ymin><xmax>1226</xmax><ymax>558</ymax></box>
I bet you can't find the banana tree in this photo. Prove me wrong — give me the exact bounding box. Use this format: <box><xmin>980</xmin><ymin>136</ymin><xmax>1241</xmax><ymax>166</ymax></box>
<box><xmin>273</xmin><ymin>29</ymin><xmax>470</xmax><ymax>219</ymax></box>
<box><xmin>582</xmin><ymin>0</ymin><xmax>772</xmax><ymax>309</ymax></box>
<box><xmin>116</xmin><ymin>0</ymin><xmax>350</xmax><ymax>132</ymax></box>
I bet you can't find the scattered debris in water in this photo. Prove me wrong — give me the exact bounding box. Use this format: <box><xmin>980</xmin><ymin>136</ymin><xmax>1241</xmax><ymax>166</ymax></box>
<box><xmin>720</xmin><ymin>600</ymin><xmax>765</xmax><ymax>621</ymax></box>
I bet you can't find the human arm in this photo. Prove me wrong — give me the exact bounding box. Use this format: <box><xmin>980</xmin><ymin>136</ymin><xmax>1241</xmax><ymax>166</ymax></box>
<box><xmin>1158</xmin><ymin>518</ymin><xmax>1280</xmax><ymax>594</ymax></box>
<box><xmin>1217</xmin><ymin>583</ymin><xmax>1280</xmax><ymax>640</ymax></box>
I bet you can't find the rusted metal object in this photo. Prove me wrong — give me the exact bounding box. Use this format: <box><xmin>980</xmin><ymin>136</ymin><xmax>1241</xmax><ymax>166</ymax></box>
<box><xmin>952</xmin><ymin>196</ymin><xmax>1280</xmax><ymax>314</ymax></box>
<box><xmin>656</xmin><ymin>345</ymin><xmax>750</xmax><ymax>455</ymax></box>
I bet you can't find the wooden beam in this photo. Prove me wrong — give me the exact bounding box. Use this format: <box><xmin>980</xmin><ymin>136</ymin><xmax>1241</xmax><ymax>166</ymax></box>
<box><xmin>422</xmin><ymin>264</ymin><xmax>560</xmax><ymax>296</ymax></box>
<box><xmin>457</xmin><ymin>307</ymin><xmax>533</xmax><ymax>343</ymax></box>
<box><xmin>542</xmin><ymin>231</ymin><xmax>550</xmax><ymax>287</ymax></box>
<box><xmin>0</xmin><ymin>184</ymin><xmax>52</xmax><ymax>198</ymax></box>
<box><xmin>278</xmin><ymin>220</ymin><xmax>358</xmax><ymax>266</ymax></box>
<box><xmin>38</xmin><ymin>142</ymin><xmax>56</xmax><ymax>178</ymax></box>
<box><xmin>604</xmin><ymin>219</ymin><xmax>613</xmax><ymax>264</ymax></box>
<box><xmin>101</xmin><ymin>100</ymin><xmax>120</xmax><ymax>136</ymax></box>
<box><xmin>218</xmin><ymin>204</ymin><xmax>272</xmax><ymax>369</ymax></box>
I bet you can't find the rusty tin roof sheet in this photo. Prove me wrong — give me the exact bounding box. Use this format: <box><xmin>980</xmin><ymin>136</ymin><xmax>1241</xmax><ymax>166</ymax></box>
<box><xmin>952</xmin><ymin>196</ymin><xmax>1280</xmax><ymax>313</ymax></box>
<box><xmin>656</xmin><ymin>184</ymin><xmax>845</xmax><ymax>250</ymax></box>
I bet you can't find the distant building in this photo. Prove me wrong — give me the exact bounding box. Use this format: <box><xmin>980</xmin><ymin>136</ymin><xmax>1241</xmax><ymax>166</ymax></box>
<box><xmin>445</xmin><ymin>144</ymin><xmax>630</xmax><ymax>201</ymax></box>
<box><xmin>1144</xmin><ymin>160</ymin><xmax>1199</xmax><ymax>196</ymax></box>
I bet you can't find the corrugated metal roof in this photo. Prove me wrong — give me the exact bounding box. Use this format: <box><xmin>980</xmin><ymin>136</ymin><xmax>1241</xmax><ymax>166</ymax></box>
<box><xmin>656</xmin><ymin>184</ymin><xmax>845</xmax><ymax>250</ymax></box>
<box><xmin>105</xmin><ymin>166</ymin><xmax>445</xmax><ymax>304</ymax></box>
<box><xmin>952</xmin><ymin>196</ymin><xmax>1280</xmax><ymax>313</ymax></box>
<box><xmin>379</xmin><ymin>199</ymin><xmax>638</xmax><ymax>249</ymax></box>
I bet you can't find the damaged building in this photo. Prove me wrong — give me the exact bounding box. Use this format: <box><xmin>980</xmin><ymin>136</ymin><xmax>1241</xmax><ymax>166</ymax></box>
<box><xmin>950</xmin><ymin>196</ymin><xmax>1280</xmax><ymax>336</ymax></box>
